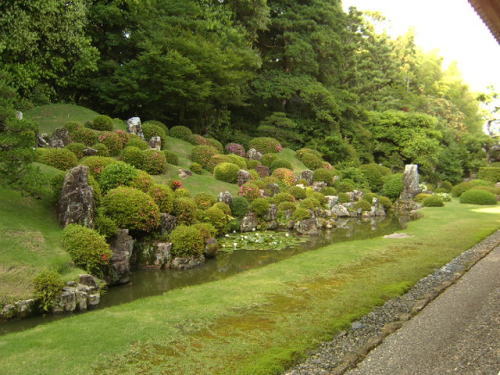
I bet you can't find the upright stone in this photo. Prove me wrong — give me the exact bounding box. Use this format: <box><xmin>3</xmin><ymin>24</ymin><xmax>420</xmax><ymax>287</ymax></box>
<box><xmin>400</xmin><ymin>164</ymin><xmax>420</xmax><ymax>200</ymax></box>
<box><xmin>49</xmin><ymin>128</ymin><xmax>71</xmax><ymax>148</ymax></box>
<box><xmin>218</xmin><ymin>191</ymin><xmax>233</xmax><ymax>205</ymax></box>
<box><xmin>149</xmin><ymin>136</ymin><xmax>161</xmax><ymax>150</ymax></box>
<box><xmin>57</xmin><ymin>166</ymin><xmax>96</xmax><ymax>228</ymax></box>
<box><xmin>300</xmin><ymin>170</ymin><xmax>314</xmax><ymax>185</ymax></box>
<box><xmin>237</xmin><ymin>169</ymin><xmax>251</xmax><ymax>186</ymax></box>
<box><xmin>247</xmin><ymin>148</ymin><xmax>263</xmax><ymax>161</ymax></box>
<box><xmin>15</xmin><ymin>111</ymin><xmax>23</xmax><ymax>120</ymax></box>
<box><xmin>127</xmin><ymin>117</ymin><xmax>144</xmax><ymax>139</ymax></box>
<box><xmin>109</xmin><ymin>229</ymin><xmax>134</xmax><ymax>285</ymax></box>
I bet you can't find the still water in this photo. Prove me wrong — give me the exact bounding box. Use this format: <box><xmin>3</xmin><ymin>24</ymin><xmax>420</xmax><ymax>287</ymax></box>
<box><xmin>0</xmin><ymin>216</ymin><xmax>404</xmax><ymax>336</ymax></box>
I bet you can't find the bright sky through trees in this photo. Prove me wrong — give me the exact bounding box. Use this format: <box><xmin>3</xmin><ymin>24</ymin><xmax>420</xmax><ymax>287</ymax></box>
<box><xmin>343</xmin><ymin>0</ymin><xmax>500</xmax><ymax>92</ymax></box>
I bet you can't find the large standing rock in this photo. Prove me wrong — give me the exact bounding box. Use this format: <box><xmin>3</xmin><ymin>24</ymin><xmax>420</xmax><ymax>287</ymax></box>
<box><xmin>240</xmin><ymin>212</ymin><xmax>258</xmax><ymax>232</ymax></box>
<box><xmin>300</xmin><ymin>170</ymin><xmax>314</xmax><ymax>185</ymax></box>
<box><xmin>57</xmin><ymin>165</ymin><xmax>96</xmax><ymax>228</ymax></box>
<box><xmin>400</xmin><ymin>164</ymin><xmax>420</xmax><ymax>200</ymax></box>
<box><xmin>370</xmin><ymin>198</ymin><xmax>386</xmax><ymax>217</ymax></box>
<box><xmin>109</xmin><ymin>229</ymin><xmax>134</xmax><ymax>285</ymax></box>
<box><xmin>37</xmin><ymin>133</ymin><xmax>50</xmax><ymax>147</ymax></box>
<box><xmin>127</xmin><ymin>117</ymin><xmax>144</xmax><ymax>139</ymax></box>
<box><xmin>237</xmin><ymin>169</ymin><xmax>251</xmax><ymax>186</ymax></box>
<box><xmin>49</xmin><ymin>128</ymin><xmax>71</xmax><ymax>148</ymax></box>
<box><xmin>15</xmin><ymin>111</ymin><xmax>23</xmax><ymax>120</ymax></box>
<box><xmin>247</xmin><ymin>148</ymin><xmax>263</xmax><ymax>161</ymax></box>
<box><xmin>331</xmin><ymin>204</ymin><xmax>350</xmax><ymax>217</ymax></box>
<box><xmin>265</xmin><ymin>204</ymin><xmax>278</xmax><ymax>222</ymax></box>
<box><xmin>160</xmin><ymin>213</ymin><xmax>177</xmax><ymax>234</ymax></box>
<box><xmin>294</xmin><ymin>218</ymin><xmax>319</xmax><ymax>235</ymax></box>
<box><xmin>218</xmin><ymin>191</ymin><xmax>233</xmax><ymax>205</ymax></box>
<box><xmin>153</xmin><ymin>242</ymin><xmax>172</xmax><ymax>268</ymax></box>
<box><xmin>149</xmin><ymin>136</ymin><xmax>161</xmax><ymax>150</ymax></box>
<box><xmin>325</xmin><ymin>195</ymin><xmax>339</xmax><ymax>209</ymax></box>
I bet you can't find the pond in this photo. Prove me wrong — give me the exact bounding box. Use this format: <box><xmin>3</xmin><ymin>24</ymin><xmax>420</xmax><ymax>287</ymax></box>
<box><xmin>0</xmin><ymin>215</ymin><xmax>405</xmax><ymax>336</ymax></box>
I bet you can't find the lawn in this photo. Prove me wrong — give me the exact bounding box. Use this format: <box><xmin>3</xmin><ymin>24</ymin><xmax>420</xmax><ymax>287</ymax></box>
<box><xmin>279</xmin><ymin>148</ymin><xmax>308</xmax><ymax>172</ymax></box>
<box><xmin>0</xmin><ymin>200</ymin><xmax>498</xmax><ymax>375</ymax></box>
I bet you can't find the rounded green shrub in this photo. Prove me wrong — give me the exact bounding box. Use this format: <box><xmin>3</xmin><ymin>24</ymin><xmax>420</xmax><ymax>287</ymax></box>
<box><xmin>335</xmin><ymin>179</ymin><xmax>356</xmax><ymax>193</ymax></box>
<box><xmin>174</xmin><ymin>188</ymin><xmax>191</xmax><ymax>198</ymax></box>
<box><xmin>477</xmin><ymin>167</ymin><xmax>500</xmax><ymax>183</ymax></box>
<box><xmin>299</xmin><ymin>197</ymin><xmax>321</xmax><ymax>210</ymax></box>
<box><xmin>378</xmin><ymin>196</ymin><xmax>393</xmax><ymax>210</ymax></box>
<box><xmin>191</xmin><ymin>145</ymin><xmax>219</xmax><ymax>168</ymax></box>
<box><xmin>207</xmin><ymin>138</ymin><xmax>223</xmax><ymax>152</ymax></box>
<box><xmin>65</xmin><ymin>142</ymin><xmax>86</xmax><ymax>159</ymax></box>
<box><xmin>439</xmin><ymin>181</ymin><xmax>453</xmax><ymax>192</ymax></box>
<box><xmin>102</xmin><ymin>187</ymin><xmax>160</xmax><ymax>232</ymax></box>
<box><xmin>422</xmin><ymin>196</ymin><xmax>444</xmax><ymax>207</ymax></box>
<box><xmin>173</xmin><ymin>197</ymin><xmax>198</xmax><ymax>225</ymax></box>
<box><xmin>415</xmin><ymin>193</ymin><xmax>433</xmax><ymax>202</ymax></box>
<box><xmin>292</xmin><ymin>207</ymin><xmax>311</xmax><ymax>221</ymax></box>
<box><xmin>214</xmin><ymin>162</ymin><xmax>240</xmax><ymax>183</ymax></box>
<box><xmin>382</xmin><ymin>173</ymin><xmax>404</xmax><ymax>200</ymax></box>
<box><xmin>460</xmin><ymin>189</ymin><xmax>497</xmax><ymax>205</ymax></box>
<box><xmin>64</xmin><ymin>121</ymin><xmax>81</xmax><ymax>132</ymax></box>
<box><xmin>360</xmin><ymin>164</ymin><xmax>390</xmax><ymax>192</ymax></box>
<box><xmin>261</xmin><ymin>153</ymin><xmax>278</xmax><ymax>167</ymax></box>
<box><xmin>300</xmin><ymin>153</ymin><xmax>324</xmax><ymax>170</ymax></box>
<box><xmin>92</xmin><ymin>143</ymin><xmax>110</xmax><ymax>157</ymax></box>
<box><xmin>99</xmin><ymin>161</ymin><xmax>138</xmax><ymax>192</ymax></box>
<box><xmin>89</xmin><ymin>115</ymin><xmax>113</xmax><ymax>131</ymax></box>
<box><xmin>207</xmin><ymin>154</ymin><xmax>233</xmax><ymax>171</ymax></box>
<box><xmin>170</xmin><ymin>125</ymin><xmax>193</xmax><ymax>141</ymax></box>
<box><xmin>288</xmin><ymin>186</ymin><xmax>306</xmax><ymax>200</ymax></box>
<box><xmin>130</xmin><ymin>170</ymin><xmax>154</xmax><ymax>193</ymax></box>
<box><xmin>296</xmin><ymin>148</ymin><xmax>322</xmax><ymax>160</ymax></box>
<box><xmin>250</xmin><ymin>198</ymin><xmax>270</xmax><ymax>218</ymax></box>
<box><xmin>189</xmin><ymin>162</ymin><xmax>203</xmax><ymax>174</ymax></box>
<box><xmin>270</xmin><ymin>159</ymin><xmax>292</xmax><ymax>171</ymax></box>
<box><xmin>164</xmin><ymin>150</ymin><xmax>179</xmax><ymax>165</ymax></box>
<box><xmin>272</xmin><ymin>192</ymin><xmax>295</xmax><ymax>204</ymax></box>
<box><xmin>278</xmin><ymin>201</ymin><xmax>297</xmax><ymax>213</ymax></box>
<box><xmin>95</xmin><ymin>212</ymin><xmax>118</xmax><ymax>240</ymax></box>
<box><xmin>142</xmin><ymin>122</ymin><xmax>167</xmax><ymax>148</ymax></box>
<box><xmin>338</xmin><ymin>193</ymin><xmax>350</xmax><ymax>203</ymax></box>
<box><xmin>149</xmin><ymin>184</ymin><xmax>175</xmax><ymax>213</ymax></box>
<box><xmin>230</xmin><ymin>196</ymin><xmax>249</xmax><ymax>218</ymax></box>
<box><xmin>62</xmin><ymin>224</ymin><xmax>112</xmax><ymax>277</ymax></box>
<box><xmin>249</xmin><ymin>137</ymin><xmax>282</xmax><ymax>154</ymax></box>
<box><xmin>226</xmin><ymin>154</ymin><xmax>247</xmax><ymax>169</ymax></box>
<box><xmin>170</xmin><ymin>225</ymin><xmax>204</xmax><ymax>258</ymax></box>
<box><xmin>313</xmin><ymin>168</ymin><xmax>334</xmax><ymax>185</ymax></box>
<box><xmin>70</xmin><ymin>126</ymin><xmax>99</xmax><ymax>146</ymax></box>
<box><xmin>33</xmin><ymin>270</ymin><xmax>65</xmax><ymax>312</ymax></box>
<box><xmin>322</xmin><ymin>187</ymin><xmax>337</xmax><ymax>196</ymax></box>
<box><xmin>121</xmin><ymin>146</ymin><xmax>145</xmax><ymax>169</ymax></box>
<box><xmin>247</xmin><ymin>159</ymin><xmax>261</xmax><ymax>169</ymax></box>
<box><xmin>452</xmin><ymin>179</ymin><xmax>493</xmax><ymax>197</ymax></box>
<box><xmin>354</xmin><ymin>200</ymin><xmax>372</xmax><ymax>211</ymax></box>
<box><xmin>142</xmin><ymin>150</ymin><xmax>167</xmax><ymax>175</ymax></box>
<box><xmin>98</xmin><ymin>131</ymin><xmax>123</xmax><ymax>156</ymax></box>
<box><xmin>192</xmin><ymin>222</ymin><xmax>217</xmax><ymax>241</ymax></box>
<box><xmin>194</xmin><ymin>192</ymin><xmax>216</xmax><ymax>210</ymax></box>
<box><xmin>143</xmin><ymin>120</ymin><xmax>168</xmax><ymax>135</ymax></box>
<box><xmin>200</xmin><ymin>206</ymin><xmax>228</xmax><ymax>234</ymax></box>
<box><xmin>126</xmin><ymin>135</ymin><xmax>149</xmax><ymax>150</ymax></box>
<box><xmin>80</xmin><ymin>156</ymin><xmax>115</xmax><ymax>177</ymax></box>
<box><xmin>212</xmin><ymin>202</ymin><xmax>231</xmax><ymax>215</ymax></box>
<box><xmin>307</xmin><ymin>191</ymin><xmax>327</xmax><ymax>205</ymax></box>
<box><xmin>37</xmin><ymin>148</ymin><xmax>78</xmax><ymax>170</ymax></box>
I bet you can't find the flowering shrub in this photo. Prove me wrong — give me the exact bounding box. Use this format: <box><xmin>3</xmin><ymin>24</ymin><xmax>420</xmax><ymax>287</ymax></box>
<box><xmin>272</xmin><ymin>168</ymin><xmax>296</xmax><ymax>186</ymax></box>
<box><xmin>225</xmin><ymin>143</ymin><xmax>246</xmax><ymax>157</ymax></box>
<box><xmin>170</xmin><ymin>179</ymin><xmax>183</xmax><ymax>190</ymax></box>
<box><xmin>194</xmin><ymin>192</ymin><xmax>217</xmax><ymax>210</ymax></box>
<box><xmin>80</xmin><ymin>156</ymin><xmax>116</xmax><ymax>177</ymax></box>
<box><xmin>239</xmin><ymin>182</ymin><xmax>261</xmax><ymax>201</ymax></box>
<box><xmin>114</xmin><ymin>129</ymin><xmax>129</xmax><ymax>147</ymax></box>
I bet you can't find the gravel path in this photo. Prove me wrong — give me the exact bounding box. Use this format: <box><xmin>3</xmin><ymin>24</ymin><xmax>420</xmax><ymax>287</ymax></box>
<box><xmin>285</xmin><ymin>231</ymin><xmax>500</xmax><ymax>375</ymax></box>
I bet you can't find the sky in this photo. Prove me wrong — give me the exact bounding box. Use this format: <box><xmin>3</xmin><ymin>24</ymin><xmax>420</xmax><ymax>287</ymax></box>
<box><xmin>342</xmin><ymin>0</ymin><xmax>500</xmax><ymax>93</ymax></box>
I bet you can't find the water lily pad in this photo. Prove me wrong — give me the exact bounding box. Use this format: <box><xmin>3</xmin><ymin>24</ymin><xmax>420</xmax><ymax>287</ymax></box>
<box><xmin>219</xmin><ymin>231</ymin><xmax>307</xmax><ymax>252</ymax></box>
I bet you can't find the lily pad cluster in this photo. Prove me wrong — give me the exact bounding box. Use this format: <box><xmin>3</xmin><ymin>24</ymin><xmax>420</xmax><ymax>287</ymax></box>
<box><xmin>219</xmin><ymin>231</ymin><xmax>307</xmax><ymax>252</ymax></box>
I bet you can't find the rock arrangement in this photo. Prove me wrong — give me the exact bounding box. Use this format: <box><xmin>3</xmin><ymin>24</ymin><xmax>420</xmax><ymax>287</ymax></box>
<box><xmin>127</xmin><ymin>116</ymin><xmax>144</xmax><ymax>139</ymax></box>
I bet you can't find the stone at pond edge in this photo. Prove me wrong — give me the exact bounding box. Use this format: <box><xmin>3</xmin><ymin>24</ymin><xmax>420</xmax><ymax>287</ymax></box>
<box><xmin>57</xmin><ymin>165</ymin><xmax>96</xmax><ymax>228</ymax></box>
<box><xmin>169</xmin><ymin>255</ymin><xmax>205</xmax><ymax>270</ymax></box>
<box><xmin>294</xmin><ymin>218</ymin><xmax>319</xmax><ymax>235</ymax></box>
<box><xmin>109</xmin><ymin>229</ymin><xmax>134</xmax><ymax>285</ymax></box>
<box><xmin>205</xmin><ymin>238</ymin><xmax>219</xmax><ymax>258</ymax></box>
<box><xmin>400</xmin><ymin>164</ymin><xmax>420</xmax><ymax>200</ymax></box>
<box><xmin>127</xmin><ymin>117</ymin><xmax>144</xmax><ymax>139</ymax></box>
<box><xmin>383</xmin><ymin>233</ymin><xmax>412</xmax><ymax>239</ymax></box>
<box><xmin>153</xmin><ymin>242</ymin><xmax>172</xmax><ymax>268</ymax></box>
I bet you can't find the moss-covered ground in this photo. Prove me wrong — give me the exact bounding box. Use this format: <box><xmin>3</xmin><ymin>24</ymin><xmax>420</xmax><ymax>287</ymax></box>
<box><xmin>0</xmin><ymin>200</ymin><xmax>498</xmax><ymax>375</ymax></box>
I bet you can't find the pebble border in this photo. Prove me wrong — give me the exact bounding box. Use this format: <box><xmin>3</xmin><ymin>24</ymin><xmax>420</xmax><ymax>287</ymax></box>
<box><xmin>285</xmin><ymin>230</ymin><xmax>500</xmax><ymax>375</ymax></box>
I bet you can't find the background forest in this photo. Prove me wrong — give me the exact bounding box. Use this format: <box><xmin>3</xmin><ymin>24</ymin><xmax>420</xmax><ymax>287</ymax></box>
<box><xmin>0</xmin><ymin>0</ymin><xmax>496</xmax><ymax>186</ymax></box>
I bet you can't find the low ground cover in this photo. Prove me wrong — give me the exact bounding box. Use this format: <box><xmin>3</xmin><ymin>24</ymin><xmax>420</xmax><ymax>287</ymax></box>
<box><xmin>24</xmin><ymin>104</ymin><xmax>100</xmax><ymax>133</ymax></box>
<box><xmin>0</xmin><ymin>201</ymin><xmax>498</xmax><ymax>375</ymax></box>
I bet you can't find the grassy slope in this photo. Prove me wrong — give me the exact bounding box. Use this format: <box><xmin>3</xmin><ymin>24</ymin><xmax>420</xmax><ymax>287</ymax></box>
<box><xmin>1</xmin><ymin>201</ymin><xmax>498</xmax><ymax>375</ymax></box>
<box><xmin>0</xmin><ymin>185</ymin><xmax>82</xmax><ymax>305</ymax></box>
<box><xmin>25</xmin><ymin>104</ymin><xmax>100</xmax><ymax>133</ymax></box>
<box><xmin>279</xmin><ymin>148</ymin><xmax>308</xmax><ymax>172</ymax></box>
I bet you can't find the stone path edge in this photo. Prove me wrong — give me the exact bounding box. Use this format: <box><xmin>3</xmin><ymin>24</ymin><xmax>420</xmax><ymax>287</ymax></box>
<box><xmin>285</xmin><ymin>229</ymin><xmax>500</xmax><ymax>375</ymax></box>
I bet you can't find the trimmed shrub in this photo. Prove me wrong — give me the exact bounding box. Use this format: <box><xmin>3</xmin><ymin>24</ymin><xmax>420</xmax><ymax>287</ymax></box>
<box><xmin>436</xmin><ymin>192</ymin><xmax>452</xmax><ymax>202</ymax></box>
<box><xmin>313</xmin><ymin>168</ymin><xmax>335</xmax><ymax>185</ymax></box>
<box><xmin>190</xmin><ymin>162</ymin><xmax>203</xmax><ymax>174</ymax></box>
<box><xmin>214</xmin><ymin>162</ymin><xmax>240</xmax><ymax>183</ymax></box>
<box><xmin>226</xmin><ymin>154</ymin><xmax>247</xmax><ymax>169</ymax></box>
<box><xmin>249</xmin><ymin>137</ymin><xmax>282</xmax><ymax>154</ymax></box>
<box><xmin>272</xmin><ymin>168</ymin><xmax>296</xmax><ymax>186</ymax></box>
<box><xmin>149</xmin><ymin>184</ymin><xmax>175</xmax><ymax>213</ymax></box>
<box><xmin>143</xmin><ymin>120</ymin><xmax>168</xmax><ymax>135</ymax></box>
<box><xmin>114</xmin><ymin>130</ymin><xmax>130</xmax><ymax>147</ymax></box>
<box><xmin>261</xmin><ymin>153</ymin><xmax>278</xmax><ymax>167</ymax></box>
<box><xmin>247</xmin><ymin>159</ymin><xmax>261</xmax><ymax>169</ymax></box>
<box><xmin>170</xmin><ymin>225</ymin><xmax>204</xmax><ymax>258</ymax></box>
<box><xmin>473</xmin><ymin>185</ymin><xmax>500</xmax><ymax>195</ymax></box>
<box><xmin>239</xmin><ymin>182</ymin><xmax>261</xmax><ymax>201</ymax></box>
<box><xmin>272</xmin><ymin>192</ymin><xmax>295</xmax><ymax>204</ymax></box>
<box><xmin>288</xmin><ymin>186</ymin><xmax>307</xmax><ymax>200</ymax></box>
<box><xmin>92</xmin><ymin>143</ymin><xmax>110</xmax><ymax>157</ymax></box>
<box><xmin>299</xmin><ymin>197</ymin><xmax>321</xmax><ymax>210</ymax></box>
<box><xmin>225</xmin><ymin>143</ymin><xmax>246</xmax><ymax>157</ymax></box>
<box><xmin>62</xmin><ymin>224</ymin><xmax>112</xmax><ymax>277</ymax></box>
<box><xmin>307</xmin><ymin>190</ymin><xmax>327</xmax><ymax>205</ymax></box>
<box><xmin>65</xmin><ymin>142</ymin><xmax>86</xmax><ymax>159</ymax></box>
<box><xmin>89</xmin><ymin>115</ymin><xmax>113</xmax><ymax>131</ymax></box>
<box><xmin>192</xmin><ymin>222</ymin><xmax>217</xmax><ymax>241</ymax></box>
<box><xmin>64</xmin><ymin>121</ymin><xmax>81</xmax><ymax>132</ymax></box>
<box><xmin>300</xmin><ymin>153</ymin><xmax>324</xmax><ymax>170</ymax></box>
<box><xmin>250</xmin><ymin>198</ymin><xmax>270</xmax><ymax>218</ymax></box>
<box><xmin>230</xmin><ymin>196</ymin><xmax>249</xmax><ymax>218</ymax></box>
<box><xmin>360</xmin><ymin>164</ymin><xmax>390</xmax><ymax>192</ymax></box>
<box><xmin>173</xmin><ymin>197</ymin><xmax>198</xmax><ymax>225</ymax></box>
<box><xmin>200</xmin><ymin>206</ymin><xmax>228</xmax><ymax>234</ymax></box>
<box><xmin>439</xmin><ymin>181</ymin><xmax>453</xmax><ymax>192</ymax></box>
<box><xmin>207</xmin><ymin>138</ymin><xmax>223</xmax><ymax>152</ymax></box>
<box><xmin>142</xmin><ymin>150</ymin><xmax>167</xmax><ymax>175</ymax></box>
<box><xmin>121</xmin><ymin>146</ymin><xmax>145</xmax><ymax>169</ymax></box>
<box><xmin>194</xmin><ymin>192</ymin><xmax>216</xmax><ymax>210</ymax></box>
<box><xmin>95</xmin><ymin>212</ymin><xmax>118</xmax><ymax>240</ymax></box>
<box><xmin>174</xmin><ymin>188</ymin><xmax>191</xmax><ymax>198</ymax></box>
<box><xmin>98</xmin><ymin>131</ymin><xmax>123</xmax><ymax>156</ymax></box>
<box><xmin>170</xmin><ymin>125</ymin><xmax>193</xmax><ymax>141</ymax></box>
<box><xmin>451</xmin><ymin>179</ymin><xmax>492</xmax><ymax>197</ymax></box>
<box><xmin>70</xmin><ymin>126</ymin><xmax>99</xmax><ymax>146</ymax></box>
<box><xmin>33</xmin><ymin>270</ymin><xmax>65</xmax><ymax>311</ymax></box>
<box><xmin>126</xmin><ymin>135</ymin><xmax>149</xmax><ymax>150</ymax></box>
<box><xmin>322</xmin><ymin>187</ymin><xmax>337</xmax><ymax>196</ymax></box>
<box><xmin>296</xmin><ymin>148</ymin><xmax>322</xmax><ymax>160</ymax></box>
<box><xmin>207</xmin><ymin>154</ymin><xmax>233</xmax><ymax>171</ymax></box>
<box><xmin>37</xmin><ymin>148</ymin><xmax>78</xmax><ymax>170</ymax></box>
<box><xmin>415</xmin><ymin>193</ymin><xmax>433</xmax><ymax>202</ymax></box>
<box><xmin>142</xmin><ymin>122</ymin><xmax>167</xmax><ymax>148</ymax></box>
<box><xmin>354</xmin><ymin>200</ymin><xmax>372</xmax><ymax>211</ymax></box>
<box><xmin>102</xmin><ymin>187</ymin><xmax>160</xmax><ymax>232</ymax></box>
<box><xmin>423</xmin><ymin>196</ymin><xmax>444</xmax><ymax>207</ymax></box>
<box><xmin>460</xmin><ymin>189</ymin><xmax>497</xmax><ymax>205</ymax></box>
<box><xmin>99</xmin><ymin>161</ymin><xmax>138</xmax><ymax>192</ymax></box>
<box><xmin>191</xmin><ymin>134</ymin><xmax>210</xmax><ymax>146</ymax></box>
<box><xmin>80</xmin><ymin>156</ymin><xmax>115</xmax><ymax>177</ymax></box>
<box><xmin>130</xmin><ymin>170</ymin><xmax>154</xmax><ymax>193</ymax></box>
<box><xmin>191</xmin><ymin>145</ymin><xmax>219</xmax><ymax>168</ymax></box>
<box><xmin>213</xmin><ymin>202</ymin><xmax>231</xmax><ymax>215</ymax></box>
<box><xmin>292</xmin><ymin>207</ymin><xmax>311</xmax><ymax>221</ymax></box>
<box><xmin>164</xmin><ymin>150</ymin><xmax>179</xmax><ymax>165</ymax></box>
<box><xmin>335</xmin><ymin>179</ymin><xmax>356</xmax><ymax>193</ymax></box>
<box><xmin>338</xmin><ymin>193</ymin><xmax>350</xmax><ymax>203</ymax></box>
<box><xmin>378</xmin><ymin>196</ymin><xmax>393</xmax><ymax>210</ymax></box>
<box><xmin>477</xmin><ymin>167</ymin><xmax>500</xmax><ymax>183</ymax></box>
<box><xmin>278</xmin><ymin>201</ymin><xmax>297</xmax><ymax>213</ymax></box>
<box><xmin>382</xmin><ymin>173</ymin><xmax>404</xmax><ymax>200</ymax></box>
<box><xmin>340</xmin><ymin>167</ymin><xmax>368</xmax><ymax>188</ymax></box>
<box><xmin>270</xmin><ymin>159</ymin><xmax>292</xmax><ymax>171</ymax></box>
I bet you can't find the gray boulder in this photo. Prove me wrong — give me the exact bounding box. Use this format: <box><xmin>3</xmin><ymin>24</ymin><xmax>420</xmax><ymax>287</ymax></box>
<box><xmin>325</xmin><ymin>195</ymin><xmax>339</xmax><ymax>209</ymax></box>
<box><xmin>109</xmin><ymin>229</ymin><xmax>134</xmax><ymax>285</ymax></box>
<box><xmin>240</xmin><ymin>212</ymin><xmax>258</xmax><ymax>232</ymax></box>
<box><xmin>400</xmin><ymin>164</ymin><xmax>420</xmax><ymax>200</ymax></box>
<box><xmin>153</xmin><ymin>242</ymin><xmax>172</xmax><ymax>268</ymax></box>
<box><xmin>247</xmin><ymin>148</ymin><xmax>263</xmax><ymax>161</ymax></box>
<box><xmin>57</xmin><ymin>165</ymin><xmax>96</xmax><ymax>228</ymax></box>
<box><xmin>49</xmin><ymin>128</ymin><xmax>71</xmax><ymax>148</ymax></box>
<box><xmin>160</xmin><ymin>213</ymin><xmax>177</xmax><ymax>234</ymax></box>
<box><xmin>127</xmin><ymin>117</ymin><xmax>144</xmax><ymax>139</ymax></box>
<box><xmin>218</xmin><ymin>191</ymin><xmax>233</xmax><ymax>205</ymax></box>
<box><xmin>204</xmin><ymin>238</ymin><xmax>219</xmax><ymax>258</ymax></box>
<box><xmin>83</xmin><ymin>147</ymin><xmax>98</xmax><ymax>156</ymax></box>
<box><xmin>169</xmin><ymin>255</ymin><xmax>205</xmax><ymax>270</ymax></box>
<box><xmin>312</xmin><ymin>181</ymin><xmax>327</xmax><ymax>192</ymax></box>
<box><xmin>255</xmin><ymin>165</ymin><xmax>270</xmax><ymax>177</ymax></box>
<box><xmin>331</xmin><ymin>204</ymin><xmax>350</xmax><ymax>217</ymax></box>
<box><xmin>300</xmin><ymin>170</ymin><xmax>314</xmax><ymax>185</ymax></box>
<box><xmin>149</xmin><ymin>136</ymin><xmax>162</xmax><ymax>150</ymax></box>
<box><xmin>294</xmin><ymin>218</ymin><xmax>319</xmax><ymax>235</ymax></box>
<box><xmin>237</xmin><ymin>169</ymin><xmax>252</xmax><ymax>186</ymax></box>
<box><xmin>37</xmin><ymin>133</ymin><xmax>50</xmax><ymax>148</ymax></box>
